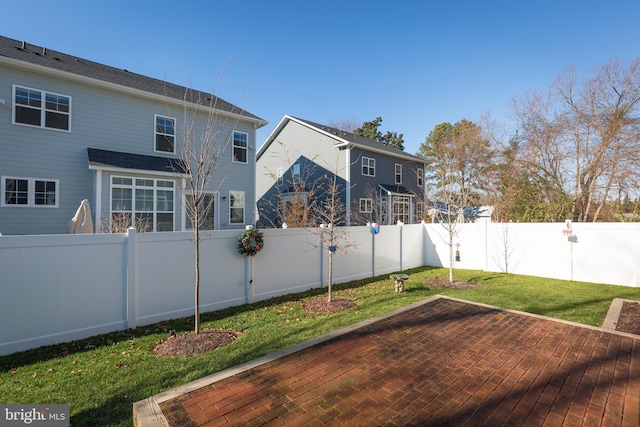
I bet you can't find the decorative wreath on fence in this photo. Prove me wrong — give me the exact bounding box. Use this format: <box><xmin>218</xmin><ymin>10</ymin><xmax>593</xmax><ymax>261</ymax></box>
<box><xmin>238</xmin><ymin>228</ymin><xmax>264</xmax><ymax>256</ymax></box>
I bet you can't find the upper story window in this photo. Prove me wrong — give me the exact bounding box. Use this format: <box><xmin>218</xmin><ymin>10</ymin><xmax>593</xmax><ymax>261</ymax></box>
<box><xmin>233</xmin><ymin>131</ymin><xmax>248</xmax><ymax>163</ymax></box>
<box><xmin>2</xmin><ymin>176</ymin><xmax>59</xmax><ymax>207</ymax></box>
<box><xmin>417</xmin><ymin>168</ymin><xmax>424</xmax><ymax>187</ymax></box>
<box><xmin>13</xmin><ymin>85</ymin><xmax>71</xmax><ymax>131</ymax></box>
<box><xmin>155</xmin><ymin>115</ymin><xmax>175</xmax><ymax>153</ymax></box>
<box><xmin>362</xmin><ymin>157</ymin><xmax>375</xmax><ymax>176</ymax></box>
<box><xmin>395</xmin><ymin>164</ymin><xmax>402</xmax><ymax>184</ymax></box>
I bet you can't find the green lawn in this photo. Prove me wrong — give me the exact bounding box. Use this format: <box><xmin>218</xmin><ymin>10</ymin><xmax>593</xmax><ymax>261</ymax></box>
<box><xmin>2</xmin><ymin>267</ymin><xmax>639</xmax><ymax>426</ymax></box>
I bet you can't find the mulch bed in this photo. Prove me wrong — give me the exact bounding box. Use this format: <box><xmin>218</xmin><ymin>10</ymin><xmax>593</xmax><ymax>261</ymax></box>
<box><xmin>151</xmin><ymin>287</ymin><xmax>640</xmax><ymax>358</ymax></box>
<box><xmin>152</xmin><ymin>329</ymin><xmax>239</xmax><ymax>357</ymax></box>
<box><xmin>616</xmin><ymin>301</ymin><xmax>640</xmax><ymax>335</ymax></box>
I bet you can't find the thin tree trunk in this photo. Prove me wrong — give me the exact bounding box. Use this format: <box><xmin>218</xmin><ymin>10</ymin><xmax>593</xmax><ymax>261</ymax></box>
<box><xmin>194</xmin><ymin>218</ymin><xmax>200</xmax><ymax>334</ymax></box>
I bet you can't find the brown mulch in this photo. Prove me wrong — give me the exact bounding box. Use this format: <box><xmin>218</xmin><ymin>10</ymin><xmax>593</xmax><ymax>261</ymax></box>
<box><xmin>424</xmin><ymin>278</ymin><xmax>481</xmax><ymax>289</ymax></box>
<box><xmin>151</xmin><ymin>291</ymin><xmax>640</xmax><ymax>358</ymax></box>
<box><xmin>616</xmin><ymin>301</ymin><xmax>640</xmax><ymax>336</ymax></box>
<box><xmin>152</xmin><ymin>329</ymin><xmax>239</xmax><ymax>357</ymax></box>
<box><xmin>301</xmin><ymin>298</ymin><xmax>357</xmax><ymax>314</ymax></box>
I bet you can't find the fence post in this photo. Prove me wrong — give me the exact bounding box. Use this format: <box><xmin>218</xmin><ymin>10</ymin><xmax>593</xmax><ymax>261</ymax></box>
<box><xmin>399</xmin><ymin>222</ymin><xmax>404</xmax><ymax>271</ymax></box>
<box><xmin>126</xmin><ymin>227</ymin><xmax>137</xmax><ymax>329</ymax></box>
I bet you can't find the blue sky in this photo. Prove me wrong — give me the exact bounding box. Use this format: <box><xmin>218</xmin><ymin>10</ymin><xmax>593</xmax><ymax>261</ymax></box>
<box><xmin>4</xmin><ymin>1</ymin><xmax>639</xmax><ymax>155</ymax></box>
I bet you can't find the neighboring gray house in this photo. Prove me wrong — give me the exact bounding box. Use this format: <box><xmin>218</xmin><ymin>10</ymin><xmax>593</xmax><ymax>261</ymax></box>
<box><xmin>256</xmin><ymin>115</ymin><xmax>427</xmax><ymax>227</ymax></box>
<box><xmin>0</xmin><ymin>36</ymin><xmax>266</xmax><ymax>235</ymax></box>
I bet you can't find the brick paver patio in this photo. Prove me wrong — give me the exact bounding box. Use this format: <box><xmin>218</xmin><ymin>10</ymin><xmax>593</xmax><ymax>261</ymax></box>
<box><xmin>134</xmin><ymin>296</ymin><xmax>640</xmax><ymax>426</ymax></box>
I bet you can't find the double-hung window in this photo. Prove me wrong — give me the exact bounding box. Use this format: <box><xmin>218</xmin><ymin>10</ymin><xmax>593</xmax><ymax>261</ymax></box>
<box><xmin>362</xmin><ymin>157</ymin><xmax>375</xmax><ymax>176</ymax></box>
<box><xmin>2</xmin><ymin>176</ymin><xmax>59</xmax><ymax>207</ymax></box>
<box><xmin>13</xmin><ymin>85</ymin><xmax>71</xmax><ymax>131</ymax></box>
<box><xmin>229</xmin><ymin>191</ymin><xmax>245</xmax><ymax>224</ymax></box>
<box><xmin>155</xmin><ymin>115</ymin><xmax>176</xmax><ymax>153</ymax></box>
<box><xmin>233</xmin><ymin>131</ymin><xmax>248</xmax><ymax>163</ymax></box>
<box><xmin>417</xmin><ymin>168</ymin><xmax>424</xmax><ymax>187</ymax></box>
<box><xmin>110</xmin><ymin>177</ymin><xmax>174</xmax><ymax>232</ymax></box>
<box><xmin>360</xmin><ymin>198</ymin><xmax>372</xmax><ymax>213</ymax></box>
<box><xmin>395</xmin><ymin>164</ymin><xmax>402</xmax><ymax>184</ymax></box>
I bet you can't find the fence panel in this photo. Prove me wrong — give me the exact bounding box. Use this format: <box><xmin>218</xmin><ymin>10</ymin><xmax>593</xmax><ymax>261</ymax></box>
<box><xmin>0</xmin><ymin>234</ymin><xmax>127</xmax><ymax>355</ymax></box>
<box><xmin>4</xmin><ymin>221</ymin><xmax>640</xmax><ymax>355</ymax></box>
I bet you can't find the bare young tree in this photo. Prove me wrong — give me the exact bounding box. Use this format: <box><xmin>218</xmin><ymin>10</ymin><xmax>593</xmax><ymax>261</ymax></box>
<box><xmin>173</xmin><ymin>74</ymin><xmax>238</xmax><ymax>335</ymax></box>
<box><xmin>258</xmin><ymin>141</ymin><xmax>321</xmax><ymax>228</ymax></box>
<box><xmin>307</xmin><ymin>170</ymin><xmax>357</xmax><ymax>302</ymax></box>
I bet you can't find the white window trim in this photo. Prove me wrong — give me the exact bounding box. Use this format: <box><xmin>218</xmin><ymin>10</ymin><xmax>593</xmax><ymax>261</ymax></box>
<box><xmin>1</xmin><ymin>176</ymin><xmax>60</xmax><ymax>208</ymax></box>
<box><xmin>276</xmin><ymin>167</ymin><xmax>283</xmax><ymax>186</ymax></box>
<box><xmin>12</xmin><ymin>84</ymin><xmax>71</xmax><ymax>132</ymax></box>
<box><xmin>362</xmin><ymin>157</ymin><xmax>376</xmax><ymax>177</ymax></box>
<box><xmin>232</xmin><ymin>131</ymin><xmax>249</xmax><ymax>164</ymax></box>
<box><xmin>229</xmin><ymin>190</ymin><xmax>245</xmax><ymax>224</ymax></box>
<box><xmin>395</xmin><ymin>164</ymin><xmax>402</xmax><ymax>185</ymax></box>
<box><xmin>360</xmin><ymin>198</ymin><xmax>372</xmax><ymax>213</ymax></box>
<box><xmin>154</xmin><ymin>114</ymin><xmax>176</xmax><ymax>154</ymax></box>
<box><xmin>109</xmin><ymin>176</ymin><xmax>175</xmax><ymax>232</ymax></box>
<box><xmin>417</xmin><ymin>168</ymin><xmax>424</xmax><ymax>188</ymax></box>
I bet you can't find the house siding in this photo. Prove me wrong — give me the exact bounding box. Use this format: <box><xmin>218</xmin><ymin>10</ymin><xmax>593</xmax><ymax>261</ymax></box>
<box><xmin>256</xmin><ymin>120</ymin><xmax>348</xmax><ymax>227</ymax></box>
<box><xmin>256</xmin><ymin>116</ymin><xmax>426</xmax><ymax>227</ymax></box>
<box><xmin>0</xmin><ymin>51</ymin><xmax>261</xmax><ymax>235</ymax></box>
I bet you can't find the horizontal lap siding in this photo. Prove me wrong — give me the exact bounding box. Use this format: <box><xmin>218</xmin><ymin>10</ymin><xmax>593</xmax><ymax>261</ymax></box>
<box><xmin>1</xmin><ymin>62</ymin><xmax>258</xmax><ymax>234</ymax></box>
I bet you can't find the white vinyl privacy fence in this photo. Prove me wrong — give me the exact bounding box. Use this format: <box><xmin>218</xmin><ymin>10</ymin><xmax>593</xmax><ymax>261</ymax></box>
<box><xmin>1</xmin><ymin>222</ymin><xmax>639</xmax><ymax>355</ymax></box>
<box><xmin>0</xmin><ymin>224</ymin><xmax>426</xmax><ymax>355</ymax></box>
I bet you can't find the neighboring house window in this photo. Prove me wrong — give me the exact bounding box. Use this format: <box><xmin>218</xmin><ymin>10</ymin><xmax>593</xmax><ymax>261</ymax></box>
<box><xmin>155</xmin><ymin>115</ymin><xmax>175</xmax><ymax>153</ymax></box>
<box><xmin>415</xmin><ymin>201</ymin><xmax>424</xmax><ymax>222</ymax></box>
<box><xmin>186</xmin><ymin>192</ymin><xmax>215</xmax><ymax>230</ymax></box>
<box><xmin>229</xmin><ymin>191</ymin><xmax>245</xmax><ymax>224</ymax></box>
<box><xmin>395</xmin><ymin>164</ymin><xmax>402</xmax><ymax>185</ymax></box>
<box><xmin>292</xmin><ymin>163</ymin><xmax>301</xmax><ymax>184</ymax></box>
<box><xmin>380</xmin><ymin>196</ymin><xmax>388</xmax><ymax>224</ymax></box>
<box><xmin>360</xmin><ymin>198</ymin><xmax>372</xmax><ymax>213</ymax></box>
<box><xmin>276</xmin><ymin>167</ymin><xmax>283</xmax><ymax>186</ymax></box>
<box><xmin>1</xmin><ymin>176</ymin><xmax>59</xmax><ymax>207</ymax></box>
<box><xmin>110</xmin><ymin>177</ymin><xmax>174</xmax><ymax>232</ymax></box>
<box><xmin>233</xmin><ymin>131</ymin><xmax>248</xmax><ymax>163</ymax></box>
<box><xmin>362</xmin><ymin>157</ymin><xmax>375</xmax><ymax>176</ymax></box>
<box><xmin>13</xmin><ymin>85</ymin><xmax>71</xmax><ymax>131</ymax></box>
<box><xmin>417</xmin><ymin>168</ymin><xmax>424</xmax><ymax>188</ymax></box>
<box><xmin>392</xmin><ymin>196</ymin><xmax>410</xmax><ymax>224</ymax></box>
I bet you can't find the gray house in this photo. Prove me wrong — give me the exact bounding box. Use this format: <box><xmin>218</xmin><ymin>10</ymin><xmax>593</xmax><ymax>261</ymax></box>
<box><xmin>0</xmin><ymin>36</ymin><xmax>266</xmax><ymax>235</ymax></box>
<box><xmin>256</xmin><ymin>115</ymin><xmax>427</xmax><ymax>227</ymax></box>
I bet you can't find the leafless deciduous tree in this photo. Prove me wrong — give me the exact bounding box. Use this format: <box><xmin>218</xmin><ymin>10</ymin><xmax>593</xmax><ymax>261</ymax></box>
<box><xmin>511</xmin><ymin>57</ymin><xmax>640</xmax><ymax>222</ymax></box>
<box><xmin>327</xmin><ymin>117</ymin><xmax>361</xmax><ymax>133</ymax></box>
<box><xmin>306</xmin><ymin>168</ymin><xmax>358</xmax><ymax>302</ymax></box>
<box><xmin>173</xmin><ymin>73</ymin><xmax>238</xmax><ymax>335</ymax></box>
<box><xmin>258</xmin><ymin>141</ymin><xmax>322</xmax><ymax>228</ymax></box>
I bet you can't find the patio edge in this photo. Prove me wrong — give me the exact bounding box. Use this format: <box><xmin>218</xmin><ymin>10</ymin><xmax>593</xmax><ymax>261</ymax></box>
<box><xmin>132</xmin><ymin>295</ymin><xmax>442</xmax><ymax>427</ymax></box>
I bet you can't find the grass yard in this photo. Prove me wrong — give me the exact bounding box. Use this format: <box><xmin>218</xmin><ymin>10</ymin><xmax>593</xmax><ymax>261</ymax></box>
<box><xmin>2</xmin><ymin>267</ymin><xmax>640</xmax><ymax>426</ymax></box>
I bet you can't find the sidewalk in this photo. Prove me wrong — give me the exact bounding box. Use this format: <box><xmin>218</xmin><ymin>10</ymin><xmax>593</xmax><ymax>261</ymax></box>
<box><xmin>134</xmin><ymin>296</ymin><xmax>640</xmax><ymax>426</ymax></box>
